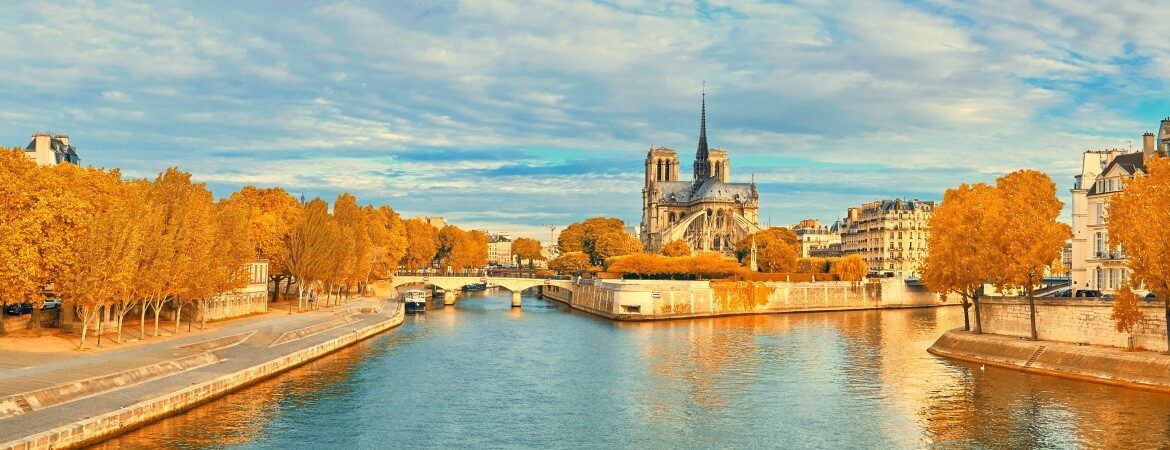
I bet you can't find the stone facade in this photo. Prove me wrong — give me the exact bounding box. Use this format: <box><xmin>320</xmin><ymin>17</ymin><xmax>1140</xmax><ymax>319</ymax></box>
<box><xmin>541</xmin><ymin>278</ymin><xmax>942</xmax><ymax>320</ymax></box>
<box><xmin>640</xmin><ymin>91</ymin><xmax>760</xmax><ymax>253</ymax></box>
<box><xmin>839</xmin><ymin>199</ymin><xmax>934</xmax><ymax>279</ymax></box>
<box><xmin>974</xmin><ymin>297</ymin><xmax>1168</xmax><ymax>352</ymax></box>
<box><xmin>1069</xmin><ymin>120</ymin><xmax>1168</xmax><ymax>295</ymax></box>
<box><xmin>23</xmin><ymin>132</ymin><xmax>79</xmax><ymax>166</ymax></box>
<box><xmin>792</xmin><ymin>218</ymin><xmax>841</xmax><ymax>258</ymax></box>
<box><xmin>487</xmin><ymin>235</ymin><xmax>512</xmax><ymax>266</ymax></box>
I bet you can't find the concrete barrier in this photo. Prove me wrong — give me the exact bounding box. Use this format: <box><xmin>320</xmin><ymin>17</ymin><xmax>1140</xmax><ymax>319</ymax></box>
<box><xmin>0</xmin><ymin>352</ymin><xmax>222</xmax><ymax>421</ymax></box>
<box><xmin>1</xmin><ymin>305</ymin><xmax>404</xmax><ymax>450</ymax></box>
<box><xmin>929</xmin><ymin>329</ymin><xmax>1170</xmax><ymax>391</ymax></box>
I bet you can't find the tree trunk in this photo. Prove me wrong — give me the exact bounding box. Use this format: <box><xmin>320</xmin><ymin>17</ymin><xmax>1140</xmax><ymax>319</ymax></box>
<box><xmin>140</xmin><ymin>302</ymin><xmax>148</xmax><ymax>339</ymax></box>
<box><xmin>1164</xmin><ymin>299</ymin><xmax>1169</xmax><ymax>355</ymax></box>
<box><xmin>972</xmin><ymin>291</ymin><xmax>983</xmax><ymax>334</ymax></box>
<box><xmin>175</xmin><ymin>303</ymin><xmax>183</xmax><ymax>334</ymax></box>
<box><xmin>96</xmin><ymin>310</ymin><xmax>103</xmax><ymax>347</ymax></box>
<box><xmin>961</xmin><ymin>295</ymin><xmax>970</xmax><ymax>331</ymax></box>
<box><xmin>115</xmin><ymin>303</ymin><xmax>125</xmax><ymax>343</ymax></box>
<box><xmin>152</xmin><ymin>302</ymin><xmax>162</xmax><ymax>337</ymax></box>
<box><xmin>1026</xmin><ymin>286</ymin><xmax>1038</xmax><ymax>341</ymax></box>
<box><xmin>78</xmin><ymin>315</ymin><xmax>89</xmax><ymax>350</ymax></box>
<box><xmin>286</xmin><ymin>278</ymin><xmax>295</xmax><ymax>303</ymax></box>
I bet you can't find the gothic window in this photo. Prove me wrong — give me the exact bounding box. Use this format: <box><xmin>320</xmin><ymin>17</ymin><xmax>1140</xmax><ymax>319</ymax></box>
<box><xmin>669</xmin><ymin>212</ymin><xmax>676</xmax><ymax>223</ymax></box>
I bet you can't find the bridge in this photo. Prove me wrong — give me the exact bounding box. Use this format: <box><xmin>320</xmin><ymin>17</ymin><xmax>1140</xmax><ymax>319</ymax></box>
<box><xmin>387</xmin><ymin>273</ymin><xmax>574</xmax><ymax>307</ymax></box>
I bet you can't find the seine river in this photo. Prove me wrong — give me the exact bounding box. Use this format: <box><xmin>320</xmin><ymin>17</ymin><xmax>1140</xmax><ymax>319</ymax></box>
<box><xmin>94</xmin><ymin>291</ymin><xmax>1170</xmax><ymax>448</ymax></box>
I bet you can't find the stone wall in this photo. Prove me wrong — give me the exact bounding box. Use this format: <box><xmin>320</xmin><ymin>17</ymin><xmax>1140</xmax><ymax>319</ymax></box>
<box><xmin>542</xmin><ymin>278</ymin><xmax>943</xmax><ymax>320</ymax></box>
<box><xmin>199</xmin><ymin>290</ymin><xmax>268</xmax><ymax>322</ymax></box>
<box><xmin>976</xmin><ymin>297</ymin><xmax>1168</xmax><ymax>352</ymax></box>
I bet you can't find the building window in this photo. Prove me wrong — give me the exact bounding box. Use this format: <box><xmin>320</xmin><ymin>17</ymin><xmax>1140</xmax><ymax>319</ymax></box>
<box><xmin>1109</xmin><ymin>269</ymin><xmax>1116</xmax><ymax>289</ymax></box>
<box><xmin>1096</xmin><ymin>267</ymin><xmax>1104</xmax><ymax>289</ymax></box>
<box><xmin>1095</xmin><ymin>203</ymin><xmax>1104</xmax><ymax>225</ymax></box>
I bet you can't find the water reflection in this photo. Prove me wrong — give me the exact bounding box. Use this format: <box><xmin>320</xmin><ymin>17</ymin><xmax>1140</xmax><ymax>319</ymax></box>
<box><xmin>92</xmin><ymin>293</ymin><xmax>1170</xmax><ymax>449</ymax></box>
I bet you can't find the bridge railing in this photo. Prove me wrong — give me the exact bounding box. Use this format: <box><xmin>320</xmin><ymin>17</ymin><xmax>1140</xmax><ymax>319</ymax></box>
<box><xmin>394</xmin><ymin>270</ymin><xmax>571</xmax><ymax>281</ymax></box>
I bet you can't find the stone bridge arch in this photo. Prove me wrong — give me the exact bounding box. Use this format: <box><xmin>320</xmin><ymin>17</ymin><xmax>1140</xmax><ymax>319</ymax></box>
<box><xmin>388</xmin><ymin>275</ymin><xmax>572</xmax><ymax>308</ymax></box>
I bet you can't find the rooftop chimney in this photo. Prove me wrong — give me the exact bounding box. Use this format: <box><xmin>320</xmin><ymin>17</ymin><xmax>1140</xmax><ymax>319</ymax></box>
<box><xmin>1144</xmin><ymin>132</ymin><xmax>1155</xmax><ymax>158</ymax></box>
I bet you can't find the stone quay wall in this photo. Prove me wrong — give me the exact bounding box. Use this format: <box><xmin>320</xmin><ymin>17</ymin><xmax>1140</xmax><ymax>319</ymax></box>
<box><xmin>2</xmin><ymin>305</ymin><xmax>404</xmax><ymax>450</ymax></box>
<box><xmin>541</xmin><ymin>278</ymin><xmax>944</xmax><ymax>320</ymax></box>
<box><xmin>975</xmin><ymin>297</ymin><xmax>1168</xmax><ymax>352</ymax></box>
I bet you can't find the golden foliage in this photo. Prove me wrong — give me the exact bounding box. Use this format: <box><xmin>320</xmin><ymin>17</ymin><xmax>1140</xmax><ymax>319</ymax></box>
<box><xmin>1111</xmin><ymin>285</ymin><xmax>1144</xmax><ymax>335</ymax></box>
<box><xmin>557</xmin><ymin>217</ymin><xmax>642</xmax><ymax>267</ymax></box>
<box><xmin>661</xmin><ymin>239</ymin><xmax>692</xmax><ymax>257</ymax></box>
<box><xmin>401</xmin><ymin>218</ymin><xmax>438</xmax><ymax>270</ymax></box>
<box><xmin>993</xmin><ymin>170</ymin><xmax>1070</xmax><ymax>298</ymax></box>
<box><xmin>921</xmin><ymin>182</ymin><xmax>1002</xmax><ymax>302</ymax></box>
<box><xmin>548</xmin><ymin>251</ymin><xmax>594</xmax><ymax>275</ymax></box>
<box><xmin>512</xmin><ymin>237</ymin><xmax>544</xmax><ymax>266</ymax></box>
<box><xmin>795</xmin><ymin>257</ymin><xmax>832</xmax><ymax>274</ymax></box>
<box><xmin>734</xmin><ymin>227</ymin><xmax>798</xmax><ymax>273</ymax></box>
<box><xmin>830</xmin><ymin>254</ymin><xmax>868</xmax><ymax>282</ymax></box>
<box><xmin>607</xmin><ymin>252</ymin><xmax>743</xmax><ymax>280</ymax></box>
<box><xmin>1109</xmin><ymin>156</ymin><xmax>1170</xmax><ymax>304</ymax></box>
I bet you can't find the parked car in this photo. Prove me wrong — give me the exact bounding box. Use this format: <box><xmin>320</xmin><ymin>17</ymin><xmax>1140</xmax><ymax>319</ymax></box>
<box><xmin>1101</xmin><ymin>294</ymin><xmax>1114</xmax><ymax>301</ymax></box>
<box><xmin>1146</xmin><ymin>292</ymin><xmax>1158</xmax><ymax>300</ymax></box>
<box><xmin>1074</xmin><ymin>290</ymin><xmax>1101</xmax><ymax>298</ymax></box>
<box><xmin>4</xmin><ymin>302</ymin><xmax>33</xmax><ymax>316</ymax></box>
<box><xmin>42</xmin><ymin>298</ymin><xmax>61</xmax><ymax>310</ymax></box>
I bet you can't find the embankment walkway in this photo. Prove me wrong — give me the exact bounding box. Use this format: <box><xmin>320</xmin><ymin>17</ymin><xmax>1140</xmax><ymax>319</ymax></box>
<box><xmin>0</xmin><ymin>298</ymin><xmax>403</xmax><ymax>450</ymax></box>
<box><xmin>930</xmin><ymin>329</ymin><xmax>1170</xmax><ymax>391</ymax></box>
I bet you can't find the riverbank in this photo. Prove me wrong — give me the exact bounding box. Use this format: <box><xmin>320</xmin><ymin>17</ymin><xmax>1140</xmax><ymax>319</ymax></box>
<box><xmin>0</xmin><ymin>298</ymin><xmax>404</xmax><ymax>450</ymax></box>
<box><xmin>928</xmin><ymin>329</ymin><xmax>1170</xmax><ymax>392</ymax></box>
<box><xmin>539</xmin><ymin>278</ymin><xmax>947</xmax><ymax>321</ymax></box>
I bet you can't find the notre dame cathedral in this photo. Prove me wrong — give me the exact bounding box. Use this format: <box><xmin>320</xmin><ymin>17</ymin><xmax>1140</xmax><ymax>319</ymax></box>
<box><xmin>640</xmin><ymin>91</ymin><xmax>761</xmax><ymax>253</ymax></box>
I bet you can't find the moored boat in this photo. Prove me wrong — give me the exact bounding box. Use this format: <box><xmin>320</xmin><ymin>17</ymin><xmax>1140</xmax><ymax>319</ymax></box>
<box><xmin>403</xmin><ymin>289</ymin><xmax>427</xmax><ymax>314</ymax></box>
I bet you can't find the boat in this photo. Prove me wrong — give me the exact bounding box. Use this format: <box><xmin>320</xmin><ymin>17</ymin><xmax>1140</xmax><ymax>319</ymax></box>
<box><xmin>403</xmin><ymin>289</ymin><xmax>427</xmax><ymax>314</ymax></box>
<box><xmin>462</xmin><ymin>283</ymin><xmax>487</xmax><ymax>291</ymax></box>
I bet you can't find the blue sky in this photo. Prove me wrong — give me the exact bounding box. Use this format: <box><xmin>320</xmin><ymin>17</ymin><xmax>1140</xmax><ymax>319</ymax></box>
<box><xmin>3</xmin><ymin>1</ymin><xmax>1168</xmax><ymax>241</ymax></box>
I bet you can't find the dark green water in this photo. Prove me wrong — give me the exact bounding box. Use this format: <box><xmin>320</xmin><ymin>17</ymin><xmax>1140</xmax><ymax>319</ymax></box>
<box><xmin>94</xmin><ymin>291</ymin><xmax>1170</xmax><ymax>448</ymax></box>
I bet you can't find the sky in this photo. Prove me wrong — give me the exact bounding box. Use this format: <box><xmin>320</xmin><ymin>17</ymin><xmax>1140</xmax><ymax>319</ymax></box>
<box><xmin>3</xmin><ymin>0</ymin><xmax>1169</xmax><ymax>242</ymax></box>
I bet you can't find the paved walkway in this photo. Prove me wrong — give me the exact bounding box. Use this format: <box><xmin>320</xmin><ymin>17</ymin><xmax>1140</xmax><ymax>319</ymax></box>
<box><xmin>0</xmin><ymin>298</ymin><xmax>401</xmax><ymax>445</ymax></box>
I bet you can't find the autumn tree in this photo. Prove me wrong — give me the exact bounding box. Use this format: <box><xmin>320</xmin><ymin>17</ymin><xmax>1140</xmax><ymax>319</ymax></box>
<box><xmin>558</xmin><ymin>217</ymin><xmax>641</xmax><ymax>267</ymax></box>
<box><xmin>53</xmin><ymin>167</ymin><xmax>144</xmax><ymax>348</ymax></box>
<box><xmin>795</xmin><ymin>258</ymin><xmax>830</xmax><ymax>274</ymax></box>
<box><xmin>465</xmin><ymin>230</ymin><xmax>489</xmax><ymax>270</ymax></box>
<box><xmin>401</xmin><ymin>218</ymin><xmax>438</xmax><ymax>271</ymax></box>
<box><xmin>1111</xmin><ymin>286</ymin><xmax>1144</xmax><ymax>348</ymax></box>
<box><xmin>0</xmin><ymin>149</ymin><xmax>46</xmax><ymax>335</ymax></box>
<box><xmin>735</xmin><ymin>227</ymin><xmax>798</xmax><ymax>273</ymax></box>
<box><xmin>992</xmin><ymin>170</ymin><xmax>1070</xmax><ymax>341</ymax></box>
<box><xmin>661</xmin><ymin>239</ymin><xmax>692</xmax><ymax>257</ymax></box>
<box><xmin>548</xmin><ymin>251</ymin><xmax>593</xmax><ymax>275</ymax></box>
<box><xmin>367</xmin><ymin>206</ymin><xmax>408</xmax><ymax>281</ymax></box>
<box><xmin>333</xmin><ymin>193</ymin><xmax>369</xmax><ymax>299</ymax></box>
<box><xmin>134</xmin><ymin>169</ymin><xmax>216</xmax><ymax>338</ymax></box>
<box><xmin>224</xmin><ymin>186</ymin><xmax>303</xmax><ymax>301</ymax></box>
<box><xmin>287</xmin><ymin>198</ymin><xmax>338</xmax><ymax>310</ymax></box>
<box><xmin>921</xmin><ymin>183</ymin><xmax>1003</xmax><ymax>332</ymax></box>
<box><xmin>1109</xmin><ymin>155</ymin><xmax>1170</xmax><ymax>351</ymax></box>
<box><xmin>512</xmin><ymin>238</ymin><xmax>544</xmax><ymax>267</ymax></box>
<box><xmin>831</xmin><ymin>254</ymin><xmax>868</xmax><ymax>283</ymax></box>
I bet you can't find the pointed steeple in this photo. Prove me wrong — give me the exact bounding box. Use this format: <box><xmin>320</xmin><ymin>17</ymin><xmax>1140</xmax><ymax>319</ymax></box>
<box><xmin>694</xmin><ymin>83</ymin><xmax>711</xmax><ymax>183</ymax></box>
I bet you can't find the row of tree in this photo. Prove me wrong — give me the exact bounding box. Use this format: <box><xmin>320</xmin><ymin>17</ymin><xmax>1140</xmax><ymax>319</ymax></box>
<box><xmin>921</xmin><ymin>170</ymin><xmax>1071</xmax><ymax>338</ymax></box>
<box><xmin>0</xmin><ymin>149</ymin><xmax>494</xmax><ymax>346</ymax></box>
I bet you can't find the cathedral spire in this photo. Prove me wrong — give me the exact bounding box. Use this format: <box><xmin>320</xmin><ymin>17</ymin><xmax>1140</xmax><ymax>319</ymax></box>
<box><xmin>694</xmin><ymin>83</ymin><xmax>711</xmax><ymax>183</ymax></box>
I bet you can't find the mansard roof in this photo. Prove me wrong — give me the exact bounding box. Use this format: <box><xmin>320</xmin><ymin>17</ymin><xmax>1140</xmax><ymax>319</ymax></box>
<box><xmin>655</xmin><ymin>178</ymin><xmax>755</xmax><ymax>204</ymax></box>
<box><xmin>1087</xmin><ymin>152</ymin><xmax>1148</xmax><ymax>195</ymax></box>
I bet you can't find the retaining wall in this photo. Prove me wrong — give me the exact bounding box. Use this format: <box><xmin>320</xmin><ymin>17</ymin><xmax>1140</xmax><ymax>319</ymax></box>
<box><xmin>974</xmin><ymin>297</ymin><xmax>1168</xmax><ymax>352</ymax></box>
<box><xmin>2</xmin><ymin>305</ymin><xmax>404</xmax><ymax>450</ymax></box>
<box><xmin>542</xmin><ymin>278</ymin><xmax>944</xmax><ymax>320</ymax></box>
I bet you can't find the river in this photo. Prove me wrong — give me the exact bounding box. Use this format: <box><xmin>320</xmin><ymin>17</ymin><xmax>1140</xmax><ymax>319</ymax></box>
<box><xmin>92</xmin><ymin>290</ymin><xmax>1170</xmax><ymax>448</ymax></box>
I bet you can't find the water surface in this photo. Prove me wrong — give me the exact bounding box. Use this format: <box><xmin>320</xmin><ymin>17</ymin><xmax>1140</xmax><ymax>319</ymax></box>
<box><xmin>94</xmin><ymin>291</ymin><xmax>1170</xmax><ymax>448</ymax></box>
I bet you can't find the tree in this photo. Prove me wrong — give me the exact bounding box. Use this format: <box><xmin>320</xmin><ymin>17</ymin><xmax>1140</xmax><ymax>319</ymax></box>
<box><xmin>367</xmin><ymin>206</ymin><xmax>408</xmax><ymax>281</ymax></box>
<box><xmin>557</xmin><ymin>217</ymin><xmax>641</xmax><ymax>267</ymax></box>
<box><xmin>513</xmin><ymin>238</ymin><xmax>544</xmax><ymax>267</ymax></box>
<box><xmin>1109</xmin><ymin>155</ymin><xmax>1170</xmax><ymax>352</ymax></box>
<box><xmin>401</xmin><ymin>218</ymin><xmax>438</xmax><ymax>271</ymax></box>
<box><xmin>0</xmin><ymin>149</ymin><xmax>47</xmax><ymax>335</ymax></box>
<box><xmin>992</xmin><ymin>170</ymin><xmax>1070</xmax><ymax>341</ymax></box>
<box><xmin>1111</xmin><ymin>286</ymin><xmax>1144</xmax><ymax>348</ymax></box>
<box><xmin>921</xmin><ymin>183</ymin><xmax>1003</xmax><ymax>332</ymax></box>
<box><xmin>287</xmin><ymin>198</ymin><xmax>337</xmax><ymax>310</ymax></box>
<box><xmin>53</xmin><ymin>166</ymin><xmax>143</xmax><ymax>348</ymax></box>
<box><xmin>831</xmin><ymin>254</ymin><xmax>868</xmax><ymax>283</ymax></box>
<box><xmin>224</xmin><ymin>186</ymin><xmax>303</xmax><ymax>302</ymax></box>
<box><xmin>735</xmin><ymin>227</ymin><xmax>798</xmax><ymax>273</ymax></box>
<box><xmin>465</xmin><ymin>230</ymin><xmax>489</xmax><ymax>270</ymax></box>
<box><xmin>795</xmin><ymin>258</ymin><xmax>829</xmax><ymax>274</ymax></box>
<box><xmin>333</xmin><ymin>193</ymin><xmax>369</xmax><ymax>299</ymax></box>
<box><xmin>548</xmin><ymin>251</ymin><xmax>593</xmax><ymax>275</ymax></box>
<box><xmin>661</xmin><ymin>239</ymin><xmax>692</xmax><ymax>257</ymax></box>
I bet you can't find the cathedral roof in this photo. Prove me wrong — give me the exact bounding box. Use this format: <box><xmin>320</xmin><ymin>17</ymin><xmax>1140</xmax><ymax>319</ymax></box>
<box><xmin>656</xmin><ymin>178</ymin><xmax>755</xmax><ymax>204</ymax></box>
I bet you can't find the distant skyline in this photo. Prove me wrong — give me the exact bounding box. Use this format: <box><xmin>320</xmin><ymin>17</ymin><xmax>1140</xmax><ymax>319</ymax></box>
<box><xmin>3</xmin><ymin>1</ymin><xmax>1167</xmax><ymax>241</ymax></box>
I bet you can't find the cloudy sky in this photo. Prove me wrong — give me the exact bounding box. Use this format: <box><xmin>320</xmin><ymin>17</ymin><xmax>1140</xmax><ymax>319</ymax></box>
<box><xmin>3</xmin><ymin>1</ymin><xmax>1166</xmax><ymax>241</ymax></box>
